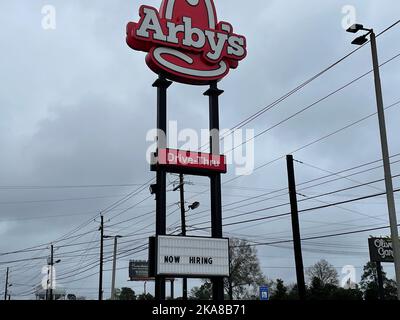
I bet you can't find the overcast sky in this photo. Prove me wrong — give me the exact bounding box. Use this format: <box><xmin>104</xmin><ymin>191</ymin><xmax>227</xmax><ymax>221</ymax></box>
<box><xmin>1</xmin><ymin>0</ymin><xmax>400</xmax><ymax>299</ymax></box>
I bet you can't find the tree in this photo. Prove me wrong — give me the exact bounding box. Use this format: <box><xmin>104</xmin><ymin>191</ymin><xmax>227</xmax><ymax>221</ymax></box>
<box><xmin>270</xmin><ymin>279</ymin><xmax>288</xmax><ymax>300</ymax></box>
<box><xmin>306</xmin><ymin>259</ymin><xmax>339</xmax><ymax>286</ymax></box>
<box><xmin>332</xmin><ymin>286</ymin><xmax>363</xmax><ymax>300</ymax></box>
<box><xmin>308</xmin><ymin>276</ymin><xmax>336</xmax><ymax>300</ymax></box>
<box><xmin>66</xmin><ymin>294</ymin><xmax>76</xmax><ymax>300</ymax></box>
<box><xmin>136</xmin><ymin>293</ymin><xmax>154</xmax><ymax>300</ymax></box>
<box><xmin>360</xmin><ymin>261</ymin><xmax>397</xmax><ymax>300</ymax></box>
<box><xmin>190</xmin><ymin>282</ymin><xmax>212</xmax><ymax>300</ymax></box>
<box><xmin>225</xmin><ymin>238</ymin><xmax>268</xmax><ymax>300</ymax></box>
<box><xmin>189</xmin><ymin>238</ymin><xmax>267</xmax><ymax>300</ymax></box>
<box><xmin>118</xmin><ymin>287</ymin><xmax>136</xmax><ymax>300</ymax></box>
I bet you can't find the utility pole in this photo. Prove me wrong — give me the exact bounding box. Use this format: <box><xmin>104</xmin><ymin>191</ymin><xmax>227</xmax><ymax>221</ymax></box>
<box><xmin>108</xmin><ymin>235</ymin><xmax>122</xmax><ymax>300</ymax></box>
<box><xmin>286</xmin><ymin>155</ymin><xmax>306</xmax><ymax>300</ymax></box>
<box><xmin>98</xmin><ymin>215</ymin><xmax>104</xmax><ymax>301</ymax></box>
<box><xmin>49</xmin><ymin>244</ymin><xmax>54</xmax><ymax>301</ymax></box>
<box><xmin>111</xmin><ymin>236</ymin><xmax>118</xmax><ymax>300</ymax></box>
<box><xmin>4</xmin><ymin>267</ymin><xmax>9</xmax><ymax>301</ymax></box>
<box><xmin>370</xmin><ymin>31</ymin><xmax>400</xmax><ymax>300</ymax></box>
<box><xmin>178</xmin><ymin>173</ymin><xmax>187</xmax><ymax>300</ymax></box>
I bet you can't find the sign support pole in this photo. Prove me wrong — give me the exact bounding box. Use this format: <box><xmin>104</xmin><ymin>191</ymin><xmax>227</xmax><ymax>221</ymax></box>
<box><xmin>286</xmin><ymin>155</ymin><xmax>306</xmax><ymax>300</ymax></box>
<box><xmin>376</xmin><ymin>261</ymin><xmax>385</xmax><ymax>300</ymax></box>
<box><xmin>170</xmin><ymin>279</ymin><xmax>174</xmax><ymax>300</ymax></box>
<box><xmin>153</xmin><ymin>75</ymin><xmax>172</xmax><ymax>300</ymax></box>
<box><xmin>204</xmin><ymin>81</ymin><xmax>225</xmax><ymax>301</ymax></box>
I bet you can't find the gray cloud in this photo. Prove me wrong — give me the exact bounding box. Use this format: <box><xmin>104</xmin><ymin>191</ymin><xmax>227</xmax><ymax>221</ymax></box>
<box><xmin>1</xmin><ymin>0</ymin><xmax>400</xmax><ymax>299</ymax></box>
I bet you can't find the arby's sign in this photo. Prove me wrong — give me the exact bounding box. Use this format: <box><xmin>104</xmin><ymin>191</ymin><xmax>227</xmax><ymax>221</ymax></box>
<box><xmin>126</xmin><ymin>0</ymin><xmax>247</xmax><ymax>85</ymax></box>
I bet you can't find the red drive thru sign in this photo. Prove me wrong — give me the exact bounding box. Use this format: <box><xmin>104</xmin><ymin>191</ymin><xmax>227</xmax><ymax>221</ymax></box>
<box><xmin>152</xmin><ymin>149</ymin><xmax>227</xmax><ymax>175</ymax></box>
<box><xmin>126</xmin><ymin>0</ymin><xmax>247</xmax><ymax>85</ymax></box>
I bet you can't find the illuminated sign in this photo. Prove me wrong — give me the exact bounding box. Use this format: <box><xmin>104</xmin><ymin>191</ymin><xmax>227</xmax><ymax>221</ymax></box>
<box><xmin>126</xmin><ymin>0</ymin><xmax>247</xmax><ymax>85</ymax></box>
<box><xmin>151</xmin><ymin>148</ymin><xmax>227</xmax><ymax>175</ymax></box>
<box><xmin>368</xmin><ymin>238</ymin><xmax>394</xmax><ymax>263</ymax></box>
<box><xmin>155</xmin><ymin>236</ymin><xmax>230</xmax><ymax>277</ymax></box>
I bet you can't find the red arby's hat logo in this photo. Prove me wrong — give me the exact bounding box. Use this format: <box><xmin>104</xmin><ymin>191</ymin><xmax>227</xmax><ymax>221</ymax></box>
<box><xmin>126</xmin><ymin>0</ymin><xmax>247</xmax><ymax>85</ymax></box>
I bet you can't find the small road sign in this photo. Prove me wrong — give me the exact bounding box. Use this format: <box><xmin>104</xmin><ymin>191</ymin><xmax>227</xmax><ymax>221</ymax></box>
<box><xmin>260</xmin><ymin>286</ymin><xmax>269</xmax><ymax>301</ymax></box>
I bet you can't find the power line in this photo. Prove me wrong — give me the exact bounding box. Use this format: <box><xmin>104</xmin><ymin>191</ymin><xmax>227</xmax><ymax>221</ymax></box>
<box><xmin>224</xmin><ymin>19</ymin><xmax>399</xmax><ymax>137</ymax></box>
<box><xmin>0</xmin><ymin>178</ymin><xmax>155</xmax><ymax>258</ymax></box>
<box><xmin>0</xmin><ymin>194</ymin><xmax>129</xmax><ymax>205</ymax></box>
<box><xmin>197</xmin><ymin>30</ymin><xmax>371</xmax><ymax>153</ymax></box>
<box><xmin>225</xmin><ymin>52</ymin><xmax>400</xmax><ymax>159</ymax></box>
<box><xmin>0</xmin><ymin>183</ymin><xmax>147</xmax><ymax>190</ymax></box>
<box><xmin>189</xmin><ymin>186</ymin><xmax>400</xmax><ymax>230</ymax></box>
<box><xmin>246</xmin><ymin>224</ymin><xmax>400</xmax><ymax>248</ymax></box>
<box><xmin>188</xmin><ymin>154</ymin><xmax>400</xmax><ymax>225</ymax></box>
<box><xmin>222</xmin><ymin>94</ymin><xmax>400</xmax><ymax>188</ymax></box>
<box><xmin>184</xmin><ymin>96</ymin><xmax>400</xmax><ymax>226</ymax></box>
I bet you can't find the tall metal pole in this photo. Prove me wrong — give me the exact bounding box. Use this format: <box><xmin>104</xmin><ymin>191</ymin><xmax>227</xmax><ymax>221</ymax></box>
<box><xmin>179</xmin><ymin>173</ymin><xmax>188</xmax><ymax>300</ymax></box>
<box><xmin>170</xmin><ymin>279</ymin><xmax>174</xmax><ymax>300</ymax></box>
<box><xmin>111</xmin><ymin>236</ymin><xmax>118</xmax><ymax>300</ymax></box>
<box><xmin>204</xmin><ymin>81</ymin><xmax>224</xmax><ymax>301</ymax></box>
<box><xmin>4</xmin><ymin>267</ymin><xmax>9</xmax><ymax>301</ymax></box>
<box><xmin>153</xmin><ymin>75</ymin><xmax>172</xmax><ymax>300</ymax></box>
<box><xmin>98</xmin><ymin>215</ymin><xmax>104</xmax><ymax>301</ymax></box>
<box><xmin>370</xmin><ymin>31</ymin><xmax>400</xmax><ymax>300</ymax></box>
<box><xmin>49</xmin><ymin>244</ymin><xmax>54</xmax><ymax>301</ymax></box>
<box><xmin>286</xmin><ymin>155</ymin><xmax>306</xmax><ymax>300</ymax></box>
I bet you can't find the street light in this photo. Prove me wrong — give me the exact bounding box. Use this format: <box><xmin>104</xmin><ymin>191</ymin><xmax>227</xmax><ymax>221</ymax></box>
<box><xmin>351</xmin><ymin>35</ymin><xmax>368</xmax><ymax>46</ymax></box>
<box><xmin>149</xmin><ymin>184</ymin><xmax>158</xmax><ymax>196</ymax></box>
<box><xmin>346</xmin><ymin>24</ymin><xmax>372</xmax><ymax>46</ymax></box>
<box><xmin>347</xmin><ymin>23</ymin><xmax>400</xmax><ymax>300</ymax></box>
<box><xmin>346</xmin><ymin>23</ymin><xmax>367</xmax><ymax>33</ymax></box>
<box><xmin>188</xmin><ymin>201</ymin><xmax>200</xmax><ymax>211</ymax></box>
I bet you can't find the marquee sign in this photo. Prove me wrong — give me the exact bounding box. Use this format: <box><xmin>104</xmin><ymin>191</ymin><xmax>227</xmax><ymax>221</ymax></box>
<box><xmin>154</xmin><ymin>235</ymin><xmax>230</xmax><ymax>277</ymax></box>
<box><xmin>126</xmin><ymin>0</ymin><xmax>247</xmax><ymax>85</ymax></box>
<box><xmin>151</xmin><ymin>148</ymin><xmax>227</xmax><ymax>175</ymax></box>
<box><xmin>129</xmin><ymin>260</ymin><xmax>150</xmax><ymax>281</ymax></box>
<box><xmin>368</xmin><ymin>237</ymin><xmax>394</xmax><ymax>263</ymax></box>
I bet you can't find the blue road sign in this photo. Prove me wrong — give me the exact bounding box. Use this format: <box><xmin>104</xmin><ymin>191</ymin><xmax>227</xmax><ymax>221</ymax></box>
<box><xmin>259</xmin><ymin>286</ymin><xmax>269</xmax><ymax>301</ymax></box>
